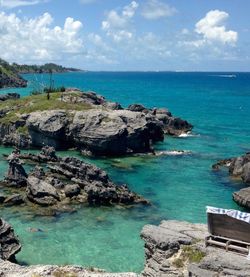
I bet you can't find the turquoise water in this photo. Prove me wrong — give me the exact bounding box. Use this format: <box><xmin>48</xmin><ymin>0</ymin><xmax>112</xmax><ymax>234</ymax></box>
<box><xmin>0</xmin><ymin>72</ymin><xmax>250</xmax><ymax>272</ymax></box>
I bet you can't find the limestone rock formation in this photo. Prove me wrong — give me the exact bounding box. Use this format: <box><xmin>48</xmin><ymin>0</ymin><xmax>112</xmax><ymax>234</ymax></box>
<box><xmin>213</xmin><ymin>152</ymin><xmax>250</xmax><ymax>209</ymax></box>
<box><xmin>128</xmin><ymin>104</ymin><xmax>193</xmax><ymax>136</ymax></box>
<box><xmin>141</xmin><ymin>220</ymin><xmax>250</xmax><ymax>277</ymax></box>
<box><xmin>1</xmin><ymin>148</ymin><xmax>148</xmax><ymax>209</ymax></box>
<box><xmin>0</xmin><ymin>260</ymin><xmax>139</xmax><ymax>277</ymax></box>
<box><xmin>4</xmin><ymin>151</ymin><xmax>27</xmax><ymax>187</ymax></box>
<box><xmin>0</xmin><ymin>90</ymin><xmax>193</xmax><ymax>156</ymax></box>
<box><xmin>0</xmin><ymin>218</ymin><xmax>21</xmax><ymax>261</ymax></box>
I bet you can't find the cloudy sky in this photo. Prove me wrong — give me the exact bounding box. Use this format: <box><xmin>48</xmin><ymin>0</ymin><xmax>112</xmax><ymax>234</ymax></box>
<box><xmin>0</xmin><ymin>0</ymin><xmax>249</xmax><ymax>71</ymax></box>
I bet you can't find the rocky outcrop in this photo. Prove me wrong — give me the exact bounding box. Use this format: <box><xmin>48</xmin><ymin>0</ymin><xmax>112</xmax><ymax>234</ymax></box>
<box><xmin>128</xmin><ymin>104</ymin><xmax>193</xmax><ymax>136</ymax></box>
<box><xmin>141</xmin><ymin>220</ymin><xmax>250</xmax><ymax>277</ymax></box>
<box><xmin>69</xmin><ymin>110</ymin><xmax>164</xmax><ymax>156</ymax></box>
<box><xmin>0</xmin><ymin>58</ymin><xmax>27</xmax><ymax>88</ymax></box>
<box><xmin>213</xmin><ymin>153</ymin><xmax>250</xmax><ymax>209</ymax></box>
<box><xmin>63</xmin><ymin>90</ymin><xmax>122</xmax><ymax>110</ymax></box>
<box><xmin>0</xmin><ymin>93</ymin><xmax>20</xmax><ymax>102</ymax></box>
<box><xmin>25</xmin><ymin>109</ymin><xmax>164</xmax><ymax>156</ymax></box>
<box><xmin>0</xmin><ymin>218</ymin><xmax>21</xmax><ymax>261</ymax></box>
<box><xmin>213</xmin><ymin>153</ymin><xmax>250</xmax><ymax>183</ymax></box>
<box><xmin>0</xmin><ymin>260</ymin><xmax>139</xmax><ymax>277</ymax></box>
<box><xmin>1</xmin><ymin>147</ymin><xmax>148</xmax><ymax>209</ymax></box>
<box><xmin>5</xmin><ymin>151</ymin><xmax>27</xmax><ymax>187</ymax></box>
<box><xmin>0</xmin><ymin>90</ymin><xmax>192</xmax><ymax>156</ymax></box>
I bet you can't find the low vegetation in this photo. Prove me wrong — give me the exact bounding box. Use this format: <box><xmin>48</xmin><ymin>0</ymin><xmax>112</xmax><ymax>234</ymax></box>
<box><xmin>0</xmin><ymin>92</ymin><xmax>93</xmax><ymax>124</ymax></box>
<box><xmin>173</xmin><ymin>245</ymin><xmax>206</xmax><ymax>268</ymax></box>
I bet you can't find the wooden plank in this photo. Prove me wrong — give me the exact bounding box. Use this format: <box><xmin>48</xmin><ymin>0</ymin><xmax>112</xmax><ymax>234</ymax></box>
<box><xmin>207</xmin><ymin>213</ymin><xmax>250</xmax><ymax>243</ymax></box>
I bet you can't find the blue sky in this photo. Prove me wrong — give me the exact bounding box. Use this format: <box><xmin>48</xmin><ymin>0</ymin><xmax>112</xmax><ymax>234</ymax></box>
<box><xmin>0</xmin><ymin>0</ymin><xmax>249</xmax><ymax>71</ymax></box>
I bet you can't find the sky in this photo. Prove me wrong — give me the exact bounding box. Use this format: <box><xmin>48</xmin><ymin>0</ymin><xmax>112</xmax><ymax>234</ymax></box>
<box><xmin>0</xmin><ymin>0</ymin><xmax>249</xmax><ymax>71</ymax></box>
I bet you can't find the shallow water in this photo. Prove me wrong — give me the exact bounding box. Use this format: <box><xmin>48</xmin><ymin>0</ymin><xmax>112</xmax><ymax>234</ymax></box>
<box><xmin>0</xmin><ymin>72</ymin><xmax>250</xmax><ymax>272</ymax></box>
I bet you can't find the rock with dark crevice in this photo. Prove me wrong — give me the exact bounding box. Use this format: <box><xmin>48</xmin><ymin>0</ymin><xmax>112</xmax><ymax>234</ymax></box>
<box><xmin>0</xmin><ymin>218</ymin><xmax>21</xmax><ymax>261</ymax></box>
<box><xmin>4</xmin><ymin>153</ymin><xmax>27</xmax><ymax>187</ymax></box>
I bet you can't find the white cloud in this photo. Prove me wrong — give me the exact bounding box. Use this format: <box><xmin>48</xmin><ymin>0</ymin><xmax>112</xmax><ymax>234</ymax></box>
<box><xmin>141</xmin><ymin>0</ymin><xmax>176</xmax><ymax>20</ymax></box>
<box><xmin>195</xmin><ymin>10</ymin><xmax>238</xmax><ymax>45</ymax></box>
<box><xmin>0</xmin><ymin>12</ymin><xmax>84</xmax><ymax>63</ymax></box>
<box><xmin>0</xmin><ymin>0</ymin><xmax>47</xmax><ymax>9</ymax></box>
<box><xmin>102</xmin><ymin>1</ymin><xmax>138</xmax><ymax>42</ymax></box>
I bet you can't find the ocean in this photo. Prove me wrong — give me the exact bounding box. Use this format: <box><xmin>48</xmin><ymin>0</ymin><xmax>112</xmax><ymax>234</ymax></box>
<box><xmin>0</xmin><ymin>72</ymin><xmax>250</xmax><ymax>272</ymax></box>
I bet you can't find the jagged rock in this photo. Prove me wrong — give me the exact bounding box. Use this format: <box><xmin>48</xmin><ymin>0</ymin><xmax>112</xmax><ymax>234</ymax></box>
<box><xmin>0</xmin><ymin>260</ymin><xmax>139</xmax><ymax>277</ymax></box>
<box><xmin>70</xmin><ymin>110</ymin><xmax>164</xmax><ymax>156</ymax></box>
<box><xmin>161</xmin><ymin>116</ymin><xmax>193</xmax><ymax>136</ymax></box>
<box><xmin>26</xmin><ymin>176</ymin><xmax>60</xmax><ymax>206</ymax></box>
<box><xmin>2</xmin><ymin>149</ymin><xmax>148</xmax><ymax>208</ymax></box>
<box><xmin>4</xmin><ymin>194</ymin><xmax>25</xmax><ymax>206</ymax></box>
<box><xmin>0</xmin><ymin>218</ymin><xmax>21</xmax><ymax>261</ymax></box>
<box><xmin>213</xmin><ymin>153</ymin><xmax>250</xmax><ymax>209</ymax></box>
<box><xmin>2</xmin><ymin>133</ymin><xmax>31</xmax><ymax>149</ymax></box>
<box><xmin>5</xmin><ymin>152</ymin><xmax>27</xmax><ymax>187</ymax></box>
<box><xmin>0</xmin><ymin>93</ymin><xmax>20</xmax><ymax>101</ymax></box>
<box><xmin>128</xmin><ymin>104</ymin><xmax>192</xmax><ymax>136</ymax></box>
<box><xmin>48</xmin><ymin>157</ymin><xmax>148</xmax><ymax>205</ymax></box>
<box><xmin>64</xmin><ymin>184</ymin><xmax>81</xmax><ymax>198</ymax></box>
<box><xmin>19</xmin><ymin>146</ymin><xmax>58</xmax><ymax>163</ymax></box>
<box><xmin>127</xmin><ymin>104</ymin><xmax>149</xmax><ymax>113</ymax></box>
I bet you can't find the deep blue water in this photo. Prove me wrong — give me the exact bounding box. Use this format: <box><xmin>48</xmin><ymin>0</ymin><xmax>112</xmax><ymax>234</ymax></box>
<box><xmin>0</xmin><ymin>72</ymin><xmax>250</xmax><ymax>272</ymax></box>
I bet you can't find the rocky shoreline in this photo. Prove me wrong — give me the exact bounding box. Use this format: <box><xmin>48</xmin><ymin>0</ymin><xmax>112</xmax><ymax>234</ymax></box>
<box><xmin>1</xmin><ymin>219</ymin><xmax>249</xmax><ymax>277</ymax></box>
<box><xmin>0</xmin><ymin>90</ymin><xmax>192</xmax><ymax>156</ymax></box>
<box><xmin>0</xmin><ymin>147</ymin><xmax>148</xmax><ymax>214</ymax></box>
<box><xmin>213</xmin><ymin>152</ymin><xmax>250</xmax><ymax>209</ymax></box>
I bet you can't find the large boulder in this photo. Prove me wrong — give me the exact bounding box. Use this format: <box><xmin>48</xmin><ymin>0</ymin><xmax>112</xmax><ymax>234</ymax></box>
<box><xmin>69</xmin><ymin>110</ymin><xmax>164</xmax><ymax>156</ymax></box>
<box><xmin>26</xmin><ymin>110</ymin><xmax>70</xmax><ymax>149</ymax></box>
<box><xmin>0</xmin><ymin>218</ymin><xmax>21</xmax><ymax>261</ymax></box>
<box><xmin>26</xmin><ymin>176</ymin><xmax>60</xmax><ymax>206</ymax></box>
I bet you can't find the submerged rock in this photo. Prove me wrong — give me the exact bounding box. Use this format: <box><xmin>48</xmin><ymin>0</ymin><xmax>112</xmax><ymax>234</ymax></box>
<box><xmin>0</xmin><ymin>218</ymin><xmax>21</xmax><ymax>261</ymax></box>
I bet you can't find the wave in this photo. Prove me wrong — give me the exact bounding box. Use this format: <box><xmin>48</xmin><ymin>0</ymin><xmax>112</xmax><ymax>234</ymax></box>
<box><xmin>210</xmin><ymin>74</ymin><xmax>237</xmax><ymax>78</ymax></box>
<box><xmin>178</xmin><ymin>132</ymin><xmax>199</xmax><ymax>138</ymax></box>
<box><xmin>155</xmin><ymin>150</ymin><xmax>192</xmax><ymax>156</ymax></box>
